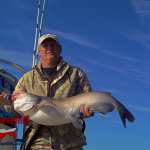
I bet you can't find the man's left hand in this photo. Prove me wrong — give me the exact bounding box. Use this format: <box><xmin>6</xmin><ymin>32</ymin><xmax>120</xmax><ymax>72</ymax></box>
<box><xmin>80</xmin><ymin>106</ymin><xmax>94</xmax><ymax>118</ymax></box>
<box><xmin>0</xmin><ymin>91</ymin><xmax>12</xmax><ymax>105</ymax></box>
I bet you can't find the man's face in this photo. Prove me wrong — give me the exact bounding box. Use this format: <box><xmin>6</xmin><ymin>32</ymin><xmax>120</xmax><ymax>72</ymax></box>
<box><xmin>38</xmin><ymin>38</ymin><xmax>62</xmax><ymax>62</ymax></box>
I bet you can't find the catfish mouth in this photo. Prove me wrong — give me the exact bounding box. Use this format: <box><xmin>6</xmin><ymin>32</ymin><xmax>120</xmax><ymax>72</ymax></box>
<box><xmin>15</xmin><ymin>104</ymin><xmax>34</xmax><ymax>112</ymax></box>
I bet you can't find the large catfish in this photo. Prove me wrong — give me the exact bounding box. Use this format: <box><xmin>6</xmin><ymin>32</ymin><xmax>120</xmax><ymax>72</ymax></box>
<box><xmin>12</xmin><ymin>92</ymin><xmax>135</xmax><ymax>130</ymax></box>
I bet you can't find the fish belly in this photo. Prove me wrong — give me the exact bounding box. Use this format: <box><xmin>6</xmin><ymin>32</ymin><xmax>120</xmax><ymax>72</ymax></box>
<box><xmin>29</xmin><ymin>106</ymin><xmax>72</xmax><ymax>126</ymax></box>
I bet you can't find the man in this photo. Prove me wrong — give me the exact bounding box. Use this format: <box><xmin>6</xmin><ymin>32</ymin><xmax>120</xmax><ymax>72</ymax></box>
<box><xmin>0</xmin><ymin>34</ymin><xmax>93</xmax><ymax>150</ymax></box>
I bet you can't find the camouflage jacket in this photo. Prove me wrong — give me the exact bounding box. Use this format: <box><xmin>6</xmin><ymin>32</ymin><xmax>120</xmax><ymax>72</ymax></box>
<box><xmin>5</xmin><ymin>57</ymin><xmax>92</xmax><ymax>150</ymax></box>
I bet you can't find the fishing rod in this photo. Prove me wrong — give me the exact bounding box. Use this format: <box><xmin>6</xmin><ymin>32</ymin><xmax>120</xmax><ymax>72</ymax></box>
<box><xmin>32</xmin><ymin>0</ymin><xmax>47</xmax><ymax>68</ymax></box>
<box><xmin>35</xmin><ymin>0</ymin><xmax>46</xmax><ymax>66</ymax></box>
<box><xmin>0</xmin><ymin>59</ymin><xmax>26</xmax><ymax>73</ymax></box>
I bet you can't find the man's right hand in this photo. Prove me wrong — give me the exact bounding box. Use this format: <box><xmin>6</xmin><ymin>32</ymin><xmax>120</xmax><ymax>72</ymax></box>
<box><xmin>0</xmin><ymin>91</ymin><xmax>11</xmax><ymax>105</ymax></box>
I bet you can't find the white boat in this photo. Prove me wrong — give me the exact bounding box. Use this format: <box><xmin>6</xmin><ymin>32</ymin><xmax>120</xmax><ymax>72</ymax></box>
<box><xmin>0</xmin><ymin>65</ymin><xmax>26</xmax><ymax>150</ymax></box>
<box><xmin>0</xmin><ymin>67</ymin><xmax>19</xmax><ymax>150</ymax></box>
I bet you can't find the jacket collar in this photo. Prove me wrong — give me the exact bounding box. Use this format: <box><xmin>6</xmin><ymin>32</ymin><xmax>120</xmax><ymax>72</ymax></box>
<box><xmin>37</xmin><ymin>56</ymin><xmax>65</xmax><ymax>70</ymax></box>
<box><xmin>34</xmin><ymin>56</ymin><xmax>70</xmax><ymax>83</ymax></box>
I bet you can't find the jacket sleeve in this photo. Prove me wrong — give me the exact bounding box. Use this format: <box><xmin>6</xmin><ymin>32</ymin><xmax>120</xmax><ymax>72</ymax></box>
<box><xmin>75</xmin><ymin>69</ymin><xmax>92</xmax><ymax>95</ymax></box>
<box><xmin>4</xmin><ymin>75</ymin><xmax>26</xmax><ymax>117</ymax></box>
<box><xmin>13</xmin><ymin>75</ymin><xmax>27</xmax><ymax>93</ymax></box>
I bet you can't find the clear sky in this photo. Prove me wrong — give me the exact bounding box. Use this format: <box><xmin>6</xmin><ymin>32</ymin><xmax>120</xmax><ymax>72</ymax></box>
<box><xmin>0</xmin><ymin>0</ymin><xmax>150</xmax><ymax>150</ymax></box>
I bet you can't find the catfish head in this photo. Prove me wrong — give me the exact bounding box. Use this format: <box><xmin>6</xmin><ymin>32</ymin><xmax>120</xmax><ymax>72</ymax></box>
<box><xmin>12</xmin><ymin>92</ymin><xmax>42</xmax><ymax>112</ymax></box>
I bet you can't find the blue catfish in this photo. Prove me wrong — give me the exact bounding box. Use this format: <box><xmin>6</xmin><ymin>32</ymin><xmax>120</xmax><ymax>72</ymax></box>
<box><xmin>12</xmin><ymin>92</ymin><xmax>135</xmax><ymax>130</ymax></box>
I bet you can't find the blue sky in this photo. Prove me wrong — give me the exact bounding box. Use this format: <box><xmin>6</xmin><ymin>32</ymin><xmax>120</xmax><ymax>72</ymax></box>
<box><xmin>0</xmin><ymin>0</ymin><xmax>150</xmax><ymax>149</ymax></box>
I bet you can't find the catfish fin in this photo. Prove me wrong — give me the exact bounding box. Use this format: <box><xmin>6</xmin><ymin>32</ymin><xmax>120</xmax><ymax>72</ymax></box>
<box><xmin>116</xmin><ymin>107</ymin><xmax>135</xmax><ymax>128</ymax></box>
<box><xmin>70</xmin><ymin>115</ymin><xmax>83</xmax><ymax>130</ymax></box>
<box><xmin>36</xmin><ymin>99</ymin><xmax>57</xmax><ymax>108</ymax></box>
<box><xmin>92</xmin><ymin>104</ymin><xmax>114</xmax><ymax>115</ymax></box>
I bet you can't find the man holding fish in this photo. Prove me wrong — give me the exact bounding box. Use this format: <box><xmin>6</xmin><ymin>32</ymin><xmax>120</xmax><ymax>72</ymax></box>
<box><xmin>0</xmin><ymin>34</ymin><xmax>94</xmax><ymax>150</ymax></box>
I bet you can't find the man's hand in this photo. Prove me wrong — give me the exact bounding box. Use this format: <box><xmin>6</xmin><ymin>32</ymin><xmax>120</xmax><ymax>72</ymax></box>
<box><xmin>80</xmin><ymin>106</ymin><xmax>94</xmax><ymax>118</ymax></box>
<box><xmin>0</xmin><ymin>91</ymin><xmax>11</xmax><ymax>105</ymax></box>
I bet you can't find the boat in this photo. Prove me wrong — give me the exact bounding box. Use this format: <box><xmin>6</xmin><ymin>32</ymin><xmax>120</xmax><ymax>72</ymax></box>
<box><xmin>0</xmin><ymin>66</ymin><xmax>19</xmax><ymax>150</ymax></box>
